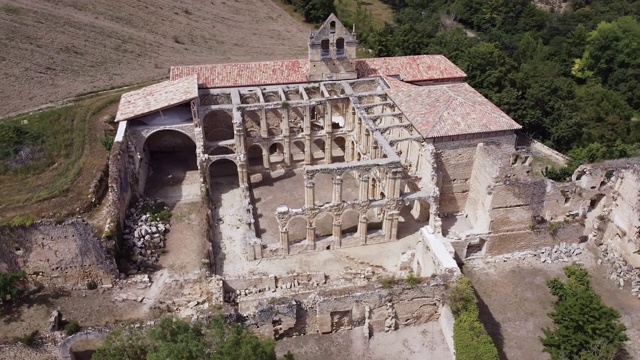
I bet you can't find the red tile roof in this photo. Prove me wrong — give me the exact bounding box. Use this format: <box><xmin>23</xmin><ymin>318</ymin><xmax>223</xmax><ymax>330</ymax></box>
<box><xmin>384</xmin><ymin>77</ymin><xmax>521</xmax><ymax>138</ymax></box>
<box><xmin>169</xmin><ymin>55</ymin><xmax>466</xmax><ymax>88</ymax></box>
<box><xmin>115</xmin><ymin>75</ymin><xmax>198</xmax><ymax>122</ymax></box>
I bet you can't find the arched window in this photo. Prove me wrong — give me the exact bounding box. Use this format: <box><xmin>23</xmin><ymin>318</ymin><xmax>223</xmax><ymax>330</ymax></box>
<box><xmin>321</xmin><ymin>39</ymin><xmax>330</xmax><ymax>59</ymax></box>
<box><xmin>336</xmin><ymin>37</ymin><xmax>345</xmax><ymax>57</ymax></box>
<box><xmin>330</xmin><ymin>21</ymin><xmax>336</xmax><ymax>33</ymax></box>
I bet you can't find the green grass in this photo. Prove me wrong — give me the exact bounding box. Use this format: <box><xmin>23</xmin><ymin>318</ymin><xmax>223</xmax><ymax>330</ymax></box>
<box><xmin>0</xmin><ymin>94</ymin><xmax>119</xmax><ymax>209</ymax></box>
<box><xmin>336</xmin><ymin>0</ymin><xmax>394</xmax><ymax>29</ymax></box>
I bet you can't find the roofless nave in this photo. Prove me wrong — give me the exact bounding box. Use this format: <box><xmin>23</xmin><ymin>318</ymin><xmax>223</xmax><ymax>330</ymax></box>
<box><xmin>112</xmin><ymin>14</ymin><xmax>521</xmax><ymax>263</ymax></box>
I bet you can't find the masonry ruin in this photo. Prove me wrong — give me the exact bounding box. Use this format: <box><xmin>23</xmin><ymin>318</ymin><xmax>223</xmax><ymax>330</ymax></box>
<box><xmin>4</xmin><ymin>14</ymin><xmax>640</xmax><ymax>359</ymax></box>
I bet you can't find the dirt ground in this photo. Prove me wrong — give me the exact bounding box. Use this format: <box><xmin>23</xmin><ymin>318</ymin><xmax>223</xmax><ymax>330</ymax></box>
<box><xmin>0</xmin><ymin>0</ymin><xmax>310</xmax><ymax>116</ymax></box>
<box><xmin>276</xmin><ymin>322</ymin><xmax>452</xmax><ymax>360</ymax></box>
<box><xmin>465</xmin><ymin>245</ymin><xmax>640</xmax><ymax>360</ymax></box>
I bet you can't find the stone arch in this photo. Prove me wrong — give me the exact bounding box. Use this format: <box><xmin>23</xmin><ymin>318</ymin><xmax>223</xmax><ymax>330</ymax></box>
<box><xmin>336</xmin><ymin>37</ymin><xmax>345</xmax><ymax>57</ymax></box>
<box><xmin>312</xmin><ymin>138</ymin><xmax>325</xmax><ymax>160</ymax></box>
<box><xmin>313</xmin><ymin>173</ymin><xmax>334</xmax><ymax>205</ymax></box>
<box><xmin>332</xmin><ymin>136</ymin><xmax>346</xmax><ymax>162</ymax></box>
<box><xmin>314</xmin><ymin>212</ymin><xmax>334</xmax><ymax>238</ymax></box>
<box><xmin>321</xmin><ymin>39</ymin><xmax>330</xmax><ymax>58</ymax></box>
<box><xmin>341</xmin><ymin>209</ymin><xmax>360</xmax><ymax>236</ymax></box>
<box><xmin>338</xmin><ymin>169</ymin><xmax>360</xmax><ymax>202</ymax></box>
<box><xmin>203</xmin><ymin>110</ymin><xmax>234</xmax><ymax>142</ymax></box>
<box><xmin>209</xmin><ymin>158</ymin><xmax>239</xmax><ymax>187</ymax></box>
<box><xmin>247</xmin><ymin>144</ymin><xmax>264</xmax><ymax>168</ymax></box>
<box><xmin>266</xmin><ymin>109</ymin><xmax>282</xmax><ymax>136</ymax></box>
<box><xmin>209</xmin><ymin>146</ymin><xmax>235</xmax><ymax>156</ymax></box>
<box><xmin>288</xmin><ymin>107</ymin><xmax>304</xmax><ymax>136</ymax></box>
<box><xmin>269</xmin><ymin>142</ymin><xmax>285</xmax><ymax>163</ymax></box>
<box><xmin>243</xmin><ymin>110</ymin><xmax>261</xmax><ymax>138</ymax></box>
<box><xmin>287</xmin><ymin>216</ymin><xmax>308</xmax><ymax>244</ymax></box>
<box><xmin>241</xmin><ymin>93</ymin><xmax>259</xmax><ymax>104</ymax></box>
<box><xmin>291</xmin><ymin>140</ymin><xmax>306</xmax><ymax>162</ymax></box>
<box><xmin>142</xmin><ymin>129</ymin><xmax>198</xmax><ymax>197</ymax></box>
<box><xmin>366</xmin><ymin>208</ymin><xmax>383</xmax><ymax>231</ymax></box>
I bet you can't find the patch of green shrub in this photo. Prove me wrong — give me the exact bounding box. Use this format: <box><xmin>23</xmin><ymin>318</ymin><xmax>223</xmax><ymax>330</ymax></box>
<box><xmin>448</xmin><ymin>277</ymin><xmax>499</xmax><ymax>360</ymax></box>
<box><xmin>404</xmin><ymin>272</ymin><xmax>421</xmax><ymax>288</ymax></box>
<box><xmin>65</xmin><ymin>321</ymin><xmax>82</xmax><ymax>336</ymax></box>
<box><xmin>377</xmin><ymin>275</ymin><xmax>396</xmax><ymax>289</ymax></box>
<box><xmin>17</xmin><ymin>330</ymin><xmax>40</xmax><ymax>347</ymax></box>
<box><xmin>101</xmin><ymin>135</ymin><xmax>115</xmax><ymax>151</ymax></box>
<box><xmin>86</xmin><ymin>279</ymin><xmax>98</xmax><ymax>290</ymax></box>
<box><xmin>0</xmin><ymin>270</ymin><xmax>27</xmax><ymax>303</ymax></box>
<box><xmin>143</xmin><ymin>202</ymin><xmax>171</xmax><ymax>223</ymax></box>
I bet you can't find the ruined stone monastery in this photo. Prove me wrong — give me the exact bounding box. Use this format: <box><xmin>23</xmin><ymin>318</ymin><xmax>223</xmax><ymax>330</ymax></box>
<box><xmin>107</xmin><ymin>15</ymin><xmax>640</xmax><ymax>269</ymax></box>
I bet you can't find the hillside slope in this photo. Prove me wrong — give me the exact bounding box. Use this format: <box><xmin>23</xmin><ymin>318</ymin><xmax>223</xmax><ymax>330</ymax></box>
<box><xmin>0</xmin><ymin>0</ymin><xmax>310</xmax><ymax>115</ymax></box>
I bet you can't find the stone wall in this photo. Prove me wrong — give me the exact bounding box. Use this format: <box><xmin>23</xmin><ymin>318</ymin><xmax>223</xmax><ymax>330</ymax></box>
<box><xmin>0</xmin><ymin>219</ymin><xmax>118</xmax><ymax>288</ymax></box>
<box><xmin>435</xmin><ymin>135</ymin><xmax>515</xmax><ymax>215</ymax></box>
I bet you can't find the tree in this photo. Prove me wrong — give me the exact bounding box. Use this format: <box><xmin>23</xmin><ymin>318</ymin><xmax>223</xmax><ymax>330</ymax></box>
<box><xmin>0</xmin><ymin>270</ymin><xmax>26</xmax><ymax>304</ymax></box>
<box><xmin>93</xmin><ymin>315</ymin><xmax>290</xmax><ymax>360</ymax></box>
<box><xmin>541</xmin><ymin>264</ymin><xmax>628</xmax><ymax>360</ymax></box>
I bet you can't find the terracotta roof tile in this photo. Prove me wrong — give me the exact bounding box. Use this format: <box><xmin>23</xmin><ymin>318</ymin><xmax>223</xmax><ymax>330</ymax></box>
<box><xmin>115</xmin><ymin>75</ymin><xmax>198</xmax><ymax>122</ymax></box>
<box><xmin>384</xmin><ymin>78</ymin><xmax>521</xmax><ymax>138</ymax></box>
<box><xmin>169</xmin><ymin>55</ymin><xmax>466</xmax><ymax>88</ymax></box>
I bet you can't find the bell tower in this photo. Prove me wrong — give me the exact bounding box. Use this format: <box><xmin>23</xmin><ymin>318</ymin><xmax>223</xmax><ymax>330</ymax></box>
<box><xmin>307</xmin><ymin>14</ymin><xmax>358</xmax><ymax>82</ymax></box>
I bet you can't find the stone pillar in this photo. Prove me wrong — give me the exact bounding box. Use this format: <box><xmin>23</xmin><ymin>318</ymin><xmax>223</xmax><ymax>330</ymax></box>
<box><xmin>284</xmin><ymin>137</ymin><xmax>292</xmax><ymax>167</ymax></box>
<box><xmin>358</xmin><ymin>214</ymin><xmax>368</xmax><ymax>245</ymax></box>
<box><xmin>332</xmin><ymin>220</ymin><xmax>341</xmax><ymax>248</ymax></box>
<box><xmin>364</xmin><ymin>130</ymin><xmax>370</xmax><ymax>156</ymax></box>
<box><xmin>237</xmin><ymin>159</ymin><xmax>248</xmax><ymax>186</ymax></box>
<box><xmin>390</xmin><ymin>212</ymin><xmax>399</xmax><ymax>241</ymax></box>
<box><xmin>280</xmin><ymin>229</ymin><xmax>290</xmax><ymax>254</ymax></box>
<box><xmin>333</xmin><ymin>176</ymin><xmax>343</xmax><ymax>204</ymax></box>
<box><xmin>260</xmin><ymin>108</ymin><xmax>268</xmax><ymax>138</ymax></box>
<box><xmin>383</xmin><ymin>212</ymin><xmax>393</xmax><ymax>241</ymax></box>
<box><xmin>359</xmin><ymin>174</ymin><xmax>370</xmax><ymax>202</ymax></box>
<box><xmin>324</xmin><ymin>134</ymin><xmax>333</xmax><ymax>164</ymax></box>
<box><xmin>304</xmin><ymin>135</ymin><xmax>312</xmax><ymax>165</ymax></box>
<box><xmin>305</xmin><ymin>176</ymin><xmax>315</xmax><ymax>208</ymax></box>
<box><xmin>262</xmin><ymin>144</ymin><xmax>270</xmax><ymax>170</ymax></box>
<box><xmin>345</xmin><ymin>140</ymin><xmax>353</xmax><ymax>162</ymax></box>
<box><xmin>307</xmin><ymin>225</ymin><xmax>316</xmax><ymax>250</ymax></box>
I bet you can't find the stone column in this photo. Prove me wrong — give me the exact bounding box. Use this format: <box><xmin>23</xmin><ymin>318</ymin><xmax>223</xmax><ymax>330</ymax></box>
<box><xmin>333</xmin><ymin>176</ymin><xmax>343</xmax><ymax>204</ymax></box>
<box><xmin>332</xmin><ymin>220</ymin><xmax>342</xmax><ymax>248</ymax></box>
<box><xmin>383</xmin><ymin>212</ymin><xmax>393</xmax><ymax>241</ymax></box>
<box><xmin>284</xmin><ymin>137</ymin><xmax>291</xmax><ymax>167</ymax></box>
<box><xmin>389</xmin><ymin>212</ymin><xmax>399</xmax><ymax>241</ymax></box>
<box><xmin>324</xmin><ymin>134</ymin><xmax>333</xmax><ymax>164</ymax></box>
<box><xmin>359</xmin><ymin>174</ymin><xmax>370</xmax><ymax>202</ymax></box>
<box><xmin>358</xmin><ymin>214</ymin><xmax>368</xmax><ymax>245</ymax></box>
<box><xmin>237</xmin><ymin>158</ymin><xmax>248</xmax><ymax>186</ymax></box>
<box><xmin>280</xmin><ymin>229</ymin><xmax>290</xmax><ymax>254</ymax></box>
<box><xmin>306</xmin><ymin>225</ymin><xmax>316</xmax><ymax>250</ymax></box>
<box><xmin>364</xmin><ymin>130</ymin><xmax>370</xmax><ymax>156</ymax></box>
<box><xmin>304</xmin><ymin>135</ymin><xmax>312</xmax><ymax>165</ymax></box>
<box><xmin>345</xmin><ymin>140</ymin><xmax>353</xmax><ymax>162</ymax></box>
<box><xmin>305</xmin><ymin>175</ymin><xmax>315</xmax><ymax>208</ymax></box>
<box><xmin>260</xmin><ymin>108</ymin><xmax>268</xmax><ymax>138</ymax></box>
<box><xmin>262</xmin><ymin>144</ymin><xmax>270</xmax><ymax>170</ymax></box>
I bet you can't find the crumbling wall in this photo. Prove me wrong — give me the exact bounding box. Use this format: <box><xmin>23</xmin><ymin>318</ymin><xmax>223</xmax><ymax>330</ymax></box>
<box><xmin>415</xmin><ymin>227</ymin><xmax>460</xmax><ymax>277</ymax></box>
<box><xmin>464</xmin><ymin>144</ymin><xmax>501</xmax><ymax>231</ymax></box>
<box><xmin>435</xmin><ymin>136</ymin><xmax>514</xmax><ymax>215</ymax></box>
<box><xmin>0</xmin><ymin>220</ymin><xmax>118</xmax><ymax>288</ymax></box>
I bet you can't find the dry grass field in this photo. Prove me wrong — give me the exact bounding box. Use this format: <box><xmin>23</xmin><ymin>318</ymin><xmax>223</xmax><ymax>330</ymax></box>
<box><xmin>0</xmin><ymin>0</ymin><xmax>310</xmax><ymax>116</ymax></box>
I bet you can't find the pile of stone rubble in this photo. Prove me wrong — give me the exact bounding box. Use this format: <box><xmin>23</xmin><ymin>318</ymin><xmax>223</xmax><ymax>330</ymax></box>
<box><xmin>597</xmin><ymin>243</ymin><xmax>640</xmax><ymax>298</ymax></box>
<box><xmin>539</xmin><ymin>242</ymin><xmax>584</xmax><ymax>264</ymax></box>
<box><xmin>486</xmin><ymin>242</ymin><xmax>585</xmax><ymax>263</ymax></box>
<box><xmin>122</xmin><ymin>198</ymin><xmax>171</xmax><ymax>274</ymax></box>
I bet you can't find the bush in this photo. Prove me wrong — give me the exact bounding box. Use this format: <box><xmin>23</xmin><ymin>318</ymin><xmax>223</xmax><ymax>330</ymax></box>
<box><xmin>449</xmin><ymin>277</ymin><xmax>499</xmax><ymax>360</ymax></box>
<box><xmin>65</xmin><ymin>321</ymin><xmax>81</xmax><ymax>336</ymax></box>
<box><xmin>541</xmin><ymin>264</ymin><xmax>628</xmax><ymax>359</ymax></box>
<box><xmin>7</xmin><ymin>214</ymin><xmax>37</xmax><ymax>228</ymax></box>
<box><xmin>143</xmin><ymin>202</ymin><xmax>171</xmax><ymax>223</ymax></box>
<box><xmin>377</xmin><ymin>275</ymin><xmax>396</xmax><ymax>289</ymax></box>
<box><xmin>404</xmin><ymin>272</ymin><xmax>421</xmax><ymax>288</ymax></box>
<box><xmin>0</xmin><ymin>270</ymin><xmax>27</xmax><ymax>303</ymax></box>
<box><xmin>101</xmin><ymin>135</ymin><xmax>115</xmax><ymax>151</ymax></box>
<box><xmin>86</xmin><ymin>279</ymin><xmax>98</xmax><ymax>290</ymax></box>
<box><xmin>17</xmin><ymin>330</ymin><xmax>40</xmax><ymax>347</ymax></box>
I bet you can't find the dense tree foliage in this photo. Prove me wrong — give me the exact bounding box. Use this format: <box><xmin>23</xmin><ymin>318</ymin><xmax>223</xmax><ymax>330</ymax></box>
<box><xmin>93</xmin><ymin>315</ymin><xmax>292</xmax><ymax>360</ymax></box>
<box><xmin>282</xmin><ymin>0</ymin><xmax>336</xmax><ymax>23</ymax></box>
<box><xmin>364</xmin><ymin>0</ymin><xmax>640</xmax><ymax>178</ymax></box>
<box><xmin>541</xmin><ymin>264</ymin><xmax>628</xmax><ymax>359</ymax></box>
